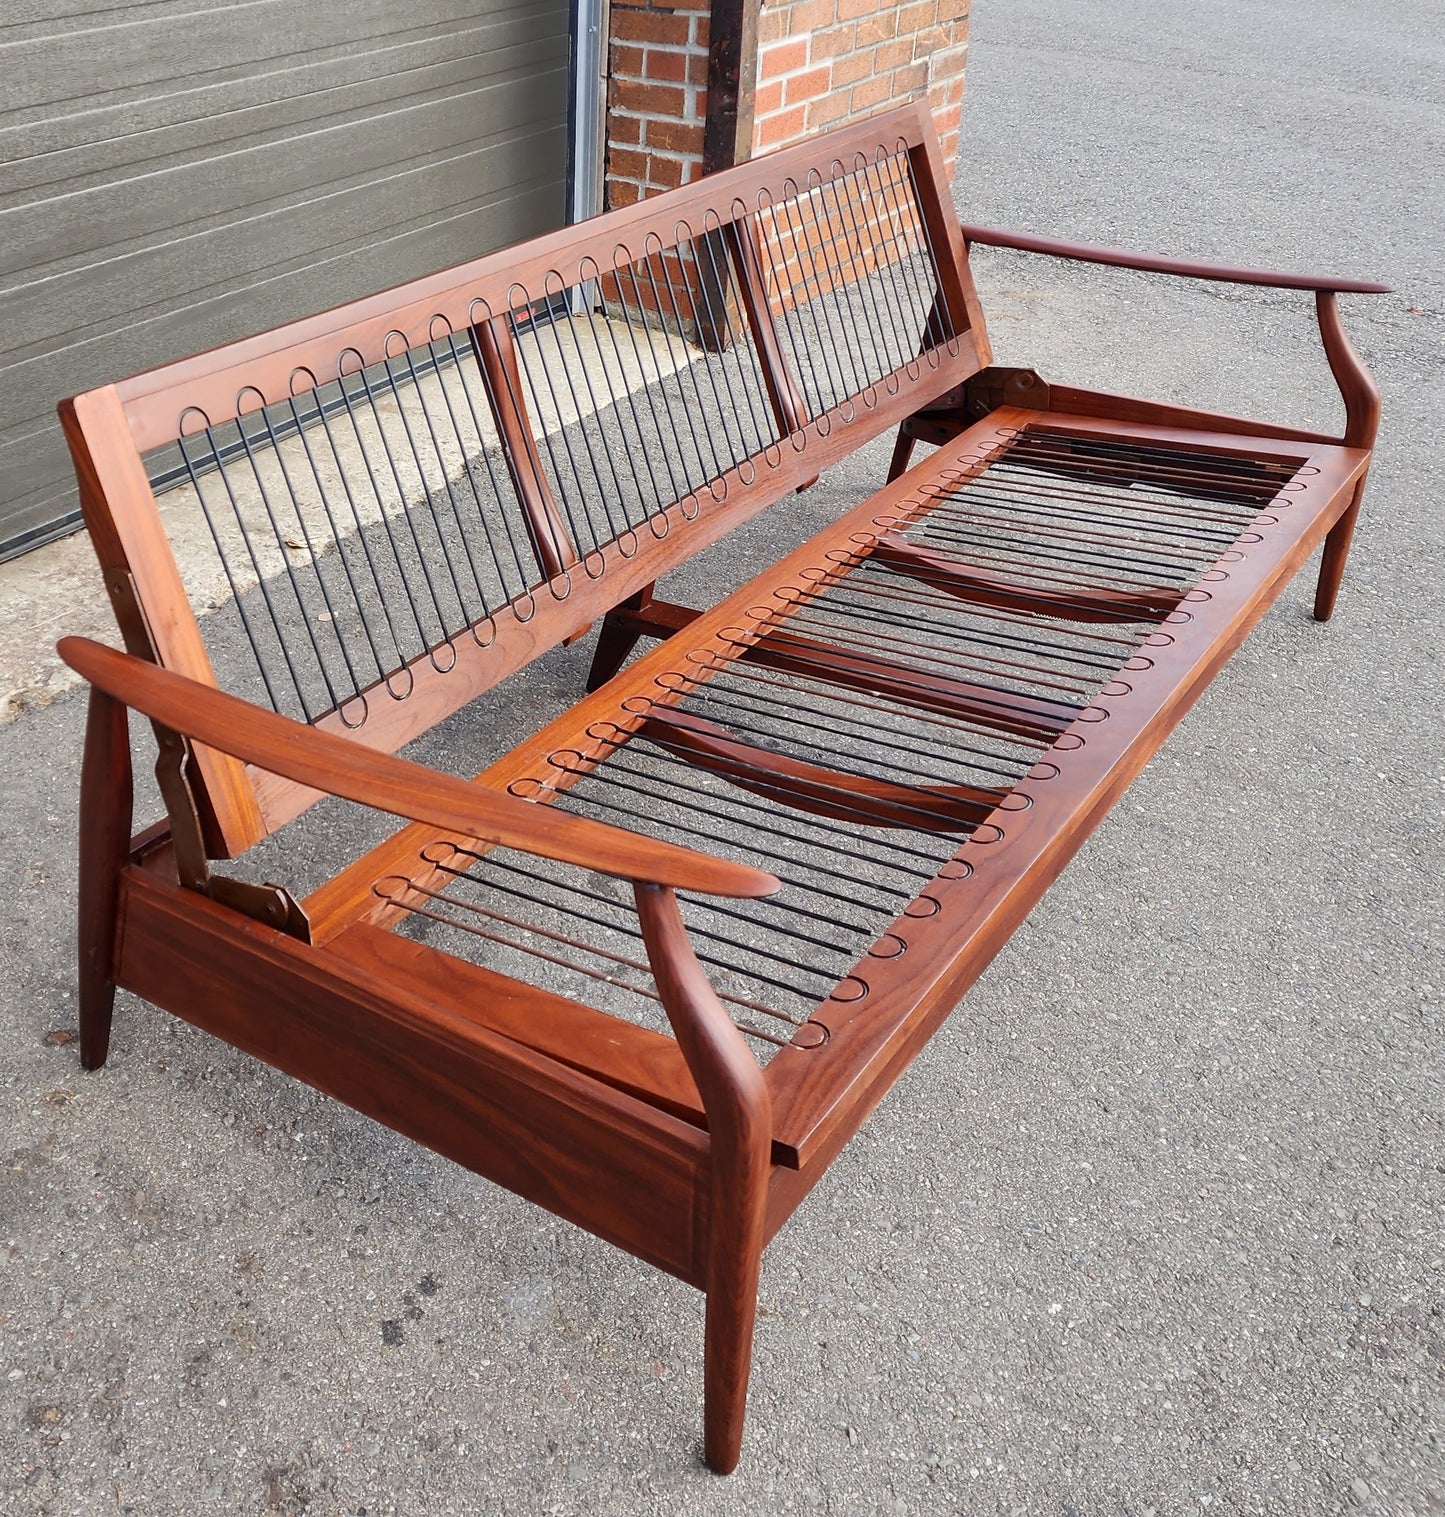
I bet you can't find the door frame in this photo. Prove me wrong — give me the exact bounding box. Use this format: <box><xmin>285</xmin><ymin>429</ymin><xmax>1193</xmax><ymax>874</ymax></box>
<box><xmin>569</xmin><ymin>0</ymin><xmax>608</xmax><ymax>223</ymax></box>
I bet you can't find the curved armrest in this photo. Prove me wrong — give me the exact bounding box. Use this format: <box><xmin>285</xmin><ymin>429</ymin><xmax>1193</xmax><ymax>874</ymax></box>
<box><xmin>959</xmin><ymin>222</ymin><xmax>1392</xmax><ymax>295</ymax></box>
<box><xmin>58</xmin><ymin>637</ymin><xmax>780</xmax><ymax>901</ymax></box>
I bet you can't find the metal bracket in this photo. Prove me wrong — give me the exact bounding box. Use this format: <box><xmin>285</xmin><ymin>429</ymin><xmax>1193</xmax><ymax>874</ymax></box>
<box><xmin>958</xmin><ymin>366</ymin><xmax>1052</xmax><ymax>423</ymax></box>
<box><xmin>207</xmin><ymin>875</ymin><xmax>312</xmax><ymax>943</ymax></box>
<box><xmin>152</xmin><ymin>723</ymin><xmax>311</xmax><ymax>943</ymax></box>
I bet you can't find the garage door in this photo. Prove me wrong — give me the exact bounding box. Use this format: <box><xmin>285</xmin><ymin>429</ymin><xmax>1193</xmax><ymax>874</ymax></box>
<box><xmin>0</xmin><ymin>0</ymin><xmax>573</xmax><ymax>561</ymax></box>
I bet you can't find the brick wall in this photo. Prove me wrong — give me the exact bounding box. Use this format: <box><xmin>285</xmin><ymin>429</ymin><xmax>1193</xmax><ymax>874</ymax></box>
<box><xmin>603</xmin><ymin>0</ymin><xmax>968</xmax><ymax>213</ymax></box>
<box><xmin>753</xmin><ymin>0</ymin><xmax>967</xmax><ymax>167</ymax></box>
<box><xmin>606</xmin><ymin>1</ymin><xmax>712</xmax><ymax>208</ymax></box>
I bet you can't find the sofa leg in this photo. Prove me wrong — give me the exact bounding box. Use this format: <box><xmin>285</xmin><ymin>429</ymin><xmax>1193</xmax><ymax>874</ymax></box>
<box><xmin>1314</xmin><ymin>478</ymin><xmax>1368</xmax><ymax>621</ymax></box>
<box><xmin>702</xmin><ymin>1196</ymin><xmax>765</xmax><ymax>1474</ymax></box>
<box><xmin>77</xmin><ymin>686</ymin><xmax>131</xmax><ymax>1071</ymax></box>
<box><xmin>633</xmin><ymin>881</ymin><xmax>771</xmax><ymax>1473</ymax></box>
<box><xmin>886</xmin><ymin>427</ymin><xmax>916</xmax><ymax>483</ymax></box>
<box><xmin>587</xmin><ymin>585</ymin><xmax>656</xmax><ymax>692</ymax></box>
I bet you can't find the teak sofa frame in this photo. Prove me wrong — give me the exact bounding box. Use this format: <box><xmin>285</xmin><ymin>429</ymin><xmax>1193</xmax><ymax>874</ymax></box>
<box><xmin>56</xmin><ymin>106</ymin><xmax>1386</xmax><ymax>1471</ymax></box>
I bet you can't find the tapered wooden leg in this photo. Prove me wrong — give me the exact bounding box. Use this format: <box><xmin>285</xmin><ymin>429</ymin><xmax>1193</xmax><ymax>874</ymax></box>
<box><xmin>77</xmin><ymin>686</ymin><xmax>131</xmax><ymax>1070</ymax></box>
<box><xmin>633</xmin><ymin>882</ymin><xmax>771</xmax><ymax>1474</ymax></box>
<box><xmin>1314</xmin><ymin>477</ymin><xmax>1368</xmax><ymax>621</ymax></box>
<box><xmin>586</xmin><ymin>585</ymin><xmax>654</xmax><ymax>692</ymax></box>
<box><xmin>702</xmin><ymin>1160</ymin><xmax>767</xmax><ymax>1473</ymax></box>
<box><xmin>886</xmin><ymin>426</ymin><xmax>916</xmax><ymax>483</ymax></box>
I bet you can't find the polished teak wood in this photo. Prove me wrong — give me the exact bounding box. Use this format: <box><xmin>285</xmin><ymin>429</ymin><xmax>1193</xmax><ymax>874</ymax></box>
<box><xmin>56</xmin><ymin>104</ymin><xmax>1386</xmax><ymax>1473</ymax></box>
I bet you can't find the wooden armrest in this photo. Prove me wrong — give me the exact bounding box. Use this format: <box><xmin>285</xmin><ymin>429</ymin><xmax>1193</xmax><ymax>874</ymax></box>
<box><xmin>58</xmin><ymin>638</ymin><xmax>779</xmax><ymax>901</ymax></box>
<box><xmin>959</xmin><ymin>222</ymin><xmax>1393</xmax><ymax>295</ymax></box>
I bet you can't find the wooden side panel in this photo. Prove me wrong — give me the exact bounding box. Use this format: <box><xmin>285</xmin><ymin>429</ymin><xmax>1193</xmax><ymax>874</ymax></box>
<box><xmin>116</xmin><ymin>869</ymin><xmax>711</xmax><ymax>1284</ymax></box>
<box><xmin>328</xmin><ymin>921</ymin><xmax>705</xmax><ymax>1128</ymax></box>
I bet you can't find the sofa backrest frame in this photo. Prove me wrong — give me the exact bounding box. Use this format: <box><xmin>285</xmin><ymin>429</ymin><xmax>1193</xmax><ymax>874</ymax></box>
<box><xmin>58</xmin><ymin>104</ymin><xmax>991</xmax><ymax>859</ymax></box>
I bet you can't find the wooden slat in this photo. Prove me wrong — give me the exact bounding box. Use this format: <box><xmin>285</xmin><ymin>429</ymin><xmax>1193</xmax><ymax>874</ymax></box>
<box><xmin>740</xmin><ymin>625</ymin><xmax>1079</xmax><ymax>744</ymax></box>
<box><xmin>725</xmin><ymin>218</ymin><xmax>808</xmax><ymax>436</ymax></box>
<box><xmin>873</xmin><ymin>531</ymin><xmax>1187</xmax><ymax>623</ymax></box>
<box><xmin>639</xmin><ymin>706</ymin><xmax>1003</xmax><ymax>830</ymax></box>
<box><xmin>906</xmin><ymin>138</ymin><xmax>992</xmax><ymax>368</ymax></box>
<box><xmin>471</xmin><ymin>314</ymin><xmax>577</xmax><ymax>578</ymax></box>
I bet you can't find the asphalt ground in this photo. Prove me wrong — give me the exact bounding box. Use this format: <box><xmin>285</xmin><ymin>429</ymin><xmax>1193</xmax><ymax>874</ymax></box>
<box><xmin>1</xmin><ymin>1</ymin><xmax>1441</xmax><ymax>1513</ymax></box>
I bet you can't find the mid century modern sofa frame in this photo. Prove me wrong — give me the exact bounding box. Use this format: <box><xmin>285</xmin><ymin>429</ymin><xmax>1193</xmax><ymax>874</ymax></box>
<box><xmin>56</xmin><ymin>105</ymin><xmax>1386</xmax><ymax>1471</ymax></box>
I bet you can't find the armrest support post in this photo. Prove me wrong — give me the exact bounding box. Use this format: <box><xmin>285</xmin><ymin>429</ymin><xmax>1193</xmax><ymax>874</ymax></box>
<box><xmin>1315</xmin><ymin>291</ymin><xmax>1381</xmax><ymax>450</ymax></box>
<box><xmin>1313</xmin><ymin>292</ymin><xmax>1381</xmax><ymax>620</ymax></box>
<box><xmin>633</xmin><ymin>882</ymin><xmax>771</xmax><ymax>1473</ymax></box>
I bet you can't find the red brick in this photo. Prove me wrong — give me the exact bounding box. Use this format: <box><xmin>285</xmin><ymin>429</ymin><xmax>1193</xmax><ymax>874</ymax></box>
<box><xmin>830</xmin><ymin>47</ymin><xmax>874</xmax><ymax>85</ymax></box>
<box><xmin>647</xmin><ymin>152</ymin><xmax>691</xmax><ymax>189</ymax></box>
<box><xmin>938</xmin><ymin>71</ymin><xmax>966</xmax><ymax>106</ymax></box>
<box><xmin>760</xmin><ymin>37</ymin><xmax>808</xmax><ymax>78</ymax></box>
<box><xmin>611</xmin><ymin>9</ymin><xmax>691</xmax><ymax>46</ymax></box>
<box><xmin>809</xmin><ymin>21</ymin><xmax>857</xmax><ymax>58</ymax></box>
<box><xmin>609</xmin><ymin>113</ymin><xmax>644</xmax><ymax>146</ymax></box>
<box><xmin>686</xmin><ymin>50</ymin><xmax>709</xmax><ymax>85</ymax></box>
<box><xmin>911</xmin><ymin>24</ymin><xmax>950</xmax><ymax>58</ymax></box>
<box><xmin>611</xmin><ymin>43</ymin><xmax>644</xmax><ymax>77</ymax></box>
<box><xmin>806</xmin><ymin>90</ymin><xmax>854</xmax><ymax>130</ymax></box>
<box><xmin>614</xmin><ymin>79</ymin><xmax>688</xmax><ymax>116</ymax></box>
<box><xmin>837</xmin><ymin>0</ymin><xmax>882</xmax><ymax>17</ymax></box>
<box><xmin>753</xmin><ymin>78</ymin><xmax>785</xmax><ymax>117</ymax></box>
<box><xmin>606</xmin><ymin>178</ymin><xmax>642</xmax><ymax>209</ymax></box>
<box><xmin>854</xmin><ymin>11</ymin><xmax>897</xmax><ymax>45</ymax></box>
<box><xmin>931</xmin><ymin>101</ymin><xmax>962</xmax><ymax>136</ymax></box>
<box><xmin>931</xmin><ymin>42</ymin><xmax>969</xmax><ymax>74</ymax></box>
<box><xmin>645</xmin><ymin>115</ymin><xmax>705</xmax><ymax>153</ymax></box>
<box><xmin>849</xmin><ymin>73</ymin><xmax>894</xmax><ymax>111</ymax></box>
<box><xmin>754</xmin><ymin>103</ymin><xmax>808</xmax><ymax>147</ymax></box>
<box><xmin>784</xmin><ymin>63</ymin><xmax>832</xmax><ymax>104</ymax></box>
<box><xmin>875</xmin><ymin>37</ymin><xmax>914</xmax><ymax>70</ymax></box>
<box><xmin>898</xmin><ymin>1</ymin><xmax>941</xmax><ymax>32</ymax></box>
<box><xmin>893</xmin><ymin>60</ymin><xmax>929</xmax><ymax>92</ymax></box>
<box><xmin>759</xmin><ymin>6</ymin><xmax>789</xmax><ymax>44</ymax></box>
<box><xmin>607</xmin><ymin>146</ymin><xmax>650</xmax><ymax>183</ymax></box>
<box><xmin>788</xmin><ymin>0</ymin><xmax>837</xmax><ymax>33</ymax></box>
<box><xmin>643</xmin><ymin>46</ymin><xmax>690</xmax><ymax>82</ymax></box>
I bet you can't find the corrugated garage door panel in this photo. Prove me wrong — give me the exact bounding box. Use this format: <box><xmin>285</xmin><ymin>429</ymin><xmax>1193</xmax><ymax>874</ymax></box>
<box><xmin>0</xmin><ymin>0</ymin><xmax>572</xmax><ymax>559</ymax></box>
